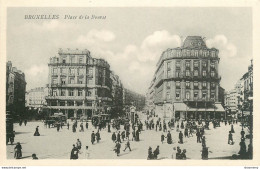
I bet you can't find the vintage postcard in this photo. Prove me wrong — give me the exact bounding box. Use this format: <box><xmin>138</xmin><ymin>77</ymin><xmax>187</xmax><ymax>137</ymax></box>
<box><xmin>0</xmin><ymin>0</ymin><xmax>260</xmax><ymax>166</ymax></box>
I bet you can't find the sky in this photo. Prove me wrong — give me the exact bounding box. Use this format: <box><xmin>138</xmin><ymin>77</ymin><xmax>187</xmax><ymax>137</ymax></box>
<box><xmin>7</xmin><ymin>7</ymin><xmax>252</xmax><ymax>94</ymax></box>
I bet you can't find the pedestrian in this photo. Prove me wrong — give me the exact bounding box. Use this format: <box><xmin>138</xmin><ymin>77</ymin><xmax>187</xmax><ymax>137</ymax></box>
<box><xmin>163</xmin><ymin>123</ymin><xmax>167</xmax><ymax>132</ymax></box>
<box><xmin>167</xmin><ymin>131</ymin><xmax>172</xmax><ymax>144</ymax></box>
<box><xmin>126</xmin><ymin>130</ymin><xmax>130</xmax><ymax>139</ymax></box>
<box><xmin>112</xmin><ymin>132</ymin><xmax>116</xmax><ymax>142</ymax></box>
<box><xmin>231</xmin><ymin>124</ymin><xmax>235</xmax><ymax>133</ymax></box>
<box><xmin>10</xmin><ymin>131</ymin><xmax>15</xmax><ymax>145</ymax></box>
<box><xmin>32</xmin><ymin>153</ymin><xmax>38</xmax><ymax>160</ymax></box>
<box><xmin>228</xmin><ymin>131</ymin><xmax>234</xmax><ymax>145</ymax></box>
<box><xmin>238</xmin><ymin>138</ymin><xmax>247</xmax><ymax>159</ymax></box>
<box><xmin>80</xmin><ymin>123</ymin><xmax>84</xmax><ymax>132</ymax></box>
<box><xmin>161</xmin><ymin>133</ymin><xmax>165</xmax><ymax>144</ymax></box>
<box><xmin>202</xmin><ymin>136</ymin><xmax>206</xmax><ymax>147</ymax></box>
<box><xmin>147</xmin><ymin>146</ymin><xmax>153</xmax><ymax>160</ymax></box>
<box><xmin>176</xmin><ymin>123</ymin><xmax>180</xmax><ymax>132</ymax></box>
<box><xmin>14</xmin><ymin>142</ymin><xmax>22</xmax><ymax>159</ymax></box>
<box><xmin>121</xmin><ymin>131</ymin><xmax>126</xmax><ymax>141</ymax></box>
<box><xmin>135</xmin><ymin>129</ymin><xmax>140</xmax><ymax>141</ymax></box>
<box><xmin>123</xmin><ymin>139</ymin><xmax>132</xmax><ymax>152</ymax></box>
<box><xmin>91</xmin><ymin>131</ymin><xmax>95</xmax><ymax>144</ymax></box>
<box><xmin>60</xmin><ymin>122</ymin><xmax>63</xmax><ymax>129</ymax></box>
<box><xmin>67</xmin><ymin>122</ymin><xmax>70</xmax><ymax>130</ymax></box>
<box><xmin>153</xmin><ymin>146</ymin><xmax>160</xmax><ymax>159</ymax></box>
<box><xmin>189</xmin><ymin>127</ymin><xmax>193</xmax><ymax>137</ymax></box>
<box><xmin>19</xmin><ymin>119</ymin><xmax>22</xmax><ymax>126</ymax></box>
<box><xmin>76</xmin><ymin>139</ymin><xmax>82</xmax><ymax>150</ymax></box>
<box><xmin>84</xmin><ymin>146</ymin><xmax>90</xmax><ymax>159</ymax></box>
<box><xmin>181</xmin><ymin>121</ymin><xmax>184</xmax><ymax>129</ymax></box>
<box><xmin>201</xmin><ymin>145</ymin><xmax>208</xmax><ymax>160</ymax></box>
<box><xmin>34</xmin><ymin>126</ymin><xmax>40</xmax><ymax>136</ymax></box>
<box><xmin>70</xmin><ymin>144</ymin><xmax>79</xmax><ymax>160</ymax></box>
<box><xmin>241</xmin><ymin>128</ymin><xmax>245</xmax><ymax>139</ymax></box>
<box><xmin>179</xmin><ymin>131</ymin><xmax>183</xmax><ymax>144</ymax></box>
<box><xmin>72</xmin><ymin>123</ymin><xmax>76</xmax><ymax>132</ymax></box>
<box><xmin>159</xmin><ymin>122</ymin><xmax>162</xmax><ymax>131</ymax></box>
<box><xmin>108</xmin><ymin>123</ymin><xmax>111</xmax><ymax>133</ymax></box>
<box><xmin>115</xmin><ymin>141</ymin><xmax>121</xmax><ymax>156</ymax></box>
<box><xmin>184</xmin><ymin>128</ymin><xmax>189</xmax><ymax>138</ymax></box>
<box><xmin>96</xmin><ymin>131</ymin><xmax>101</xmax><ymax>143</ymax></box>
<box><xmin>181</xmin><ymin>149</ymin><xmax>187</xmax><ymax>160</ymax></box>
<box><xmin>117</xmin><ymin>131</ymin><xmax>122</xmax><ymax>143</ymax></box>
<box><xmin>24</xmin><ymin>120</ymin><xmax>27</xmax><ymax>126</ymax></box>
<box><xmin>57</xmin><ymin>123</ymin><xmax>60</xmax><ymax>132</ymax></box>
<box><xmin>196</xmin><ymin>129</ymin><xmax>201</xmax><ymax>143</ymax></box>
<box><xmin>86</xmin><ymin>122</ymin><xmax>88</xmax><ymax>130</ymax></box>
<box><xmin>176</xmin><ymin>147</ymin><xmax>182</xmax><ymax>159</ymax></box>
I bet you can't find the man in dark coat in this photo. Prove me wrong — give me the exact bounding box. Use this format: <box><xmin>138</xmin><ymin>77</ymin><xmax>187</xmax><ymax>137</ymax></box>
<box><xmin>34</xmin><ymin>126</ymin><xmax>40</xmax><ymax>136</ymax></box>
<box><xmin>91</xmin><ymin>131</ymin><xmax>95</xmax><ymax>144</ymax></box>
<box><xmin>14</xmin><ymin>142</ymin><xmax>22</xmax><ymax>159</ymax></box>
<box><xmin>153</xmin><ymin>146</ymin><xmax>160</xmax><ymax>159</ymax></box>
<box><xmin>241</xmin><ymin>128</ymin><xmax>245</xmax><ymax>139</ymax></box>
<box><xmin>179</xmin><ymin>131</ymin><xmax>183</xmax><ymax>144</ymax></box>
<box><xmin>117</xmin><ymin>131</ymin><xmax>121</xmax><ymax>143</ymax></box>
<box><xmin>238</xmin><ymin>138</ymin><xmax>247</xmax><ymax>159</ymax></box>
<box><xmin>67</xmin><ymin>122</ymin><xmax>70</xmax><ymax>130</ymax></box>
<box><xmin>135</xmin><ymin>129</ymin><xmax>140</xmax><ymax>141</ymax></box>
<box><xmin>167</xmin><ymin>131</ymin><xmax>172</xmax><ymax>144</ymax></box>
<box><xmin>108</xmin><ymin>123</ymin><xmax>111</xmax><ymax>132</ymax></box>
<box><xmin>96</xmin><ymin>131</ymin><xmax>101</xmax><ymax>143</ymax></box>
<box><xmin>70</xmin><ymin>144</ymin><xmax>79</xmax><ymax>159</ymax></box>
<box><xmin>86</xmin><ymin>122</ymin><xmax>88</xmax><ymax>130</ymax></box>
<box><xmin>184</xmin><ymin>128</ymin><xmax>189</xmax><ymax>138</ymax></box>
<box><xmin>196</xmin><ymin>130</ymin><xmax>201</xmax><ymax>143</ymax></box>
<box><xmin>112</xmin><ymin>132</ymin><xmax>116</xmax><ymax>142</ymax></box>
<box><xmin>228</xmin><ymin>131</ymin><xmax>233</xmax><ymax>145</ymax></box>
<box><xmin>201</xmin><ymin>145</ymin><xmax>208</xmax><ymax>160</ymax></box>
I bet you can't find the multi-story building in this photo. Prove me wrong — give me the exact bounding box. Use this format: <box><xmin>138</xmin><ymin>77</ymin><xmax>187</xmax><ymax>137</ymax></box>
<box><xmin>110</xmin><ymin>71</ymin><xmax>124</xmax><ymax>117</ymax></box>
<box><xmin>145</xmin><ymin>76</ymin><xmax>156</xmax><ymax>115</ymax></box>
<box><xmin>151</xmin><ymin>36</ymin><xmax>225</xmax><ymax>120</ymax></box>
<box><xmin>6</xmin><ymin>61</ymin><xmax>27</xmax><ymax>120</ymax></box>
<box><xmin>25</xmin><ymin>87</ymin><xmax>48</xmax><ymax>110</ymax></box>
<box><xmin>45</xmin><ymin>48</ymin><xmax>112</xmax><ymax>119</ymax></box>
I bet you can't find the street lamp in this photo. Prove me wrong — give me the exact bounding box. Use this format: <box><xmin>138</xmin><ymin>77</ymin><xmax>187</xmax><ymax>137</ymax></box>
<box><xmin>248</xmin><ymin>96</ymin><xmax>253</xmax><ymax>159</ymax></box>
<box><xmin>163</xmin><ymin>100</ymin><xmax>166</xmax><ymax>119</ymax></box>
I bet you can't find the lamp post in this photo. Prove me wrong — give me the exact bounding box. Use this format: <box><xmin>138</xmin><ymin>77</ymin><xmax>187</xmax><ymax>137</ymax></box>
<box><xmin>163</xmin><ymin>100</ymin><xmax>166</xmax><ymax>119</ymax></box>
<box><xmin>248</xmin><ymin>96</ymin><xmax>253</xmax><ymax>159</ymax></box>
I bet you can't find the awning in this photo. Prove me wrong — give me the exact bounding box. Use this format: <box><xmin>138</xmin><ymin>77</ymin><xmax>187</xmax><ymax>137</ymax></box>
<box><xmin>173</xmin><ymin>102</ymin><xmax>188</xmax><ymax>111</ymax></box>
<box><xmin>214</xmin><ymin>103</ymin><xmax>225</xmax><ymax>112</ymax></box>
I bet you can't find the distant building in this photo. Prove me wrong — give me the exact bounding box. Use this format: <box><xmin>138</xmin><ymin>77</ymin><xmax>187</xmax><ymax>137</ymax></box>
<box><xmin>148</xmin><ymin>36</ymin><xmax>225</xmax><ymax>120</ymax></box>
<box><xmin>123</xmin><ymin>88</ymin><xmax>146</xmax><ymax>111</ymax></box>
<box><xmin>46</xmin><ymin>48</ymin><xmax>112</xmax><ymax>119</ymax></box>
<box><xmin>145</xmin><ymin>76</ymin><xmax>156</xmax><ymax>115</ymax></box>
<box><xmin>25</xmin><ymin>87</ymin><xmax>48</xmax><ymax>110</ymax></box>
<box><xmin>6</xmin><ymin>61</ymin><xmax>27</xmax><ymax>120</ymax></box>
<box><xmin>218</xmin><ymin>86</ymin><xmax>225</xmax><ymax>106</ymax></box>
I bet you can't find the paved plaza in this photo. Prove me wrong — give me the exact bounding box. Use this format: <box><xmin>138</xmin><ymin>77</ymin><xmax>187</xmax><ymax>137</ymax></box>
<box><xmin>6</xmin><ymin>112</ymin><xmax>250</xmax><ymax>160</ymax></box>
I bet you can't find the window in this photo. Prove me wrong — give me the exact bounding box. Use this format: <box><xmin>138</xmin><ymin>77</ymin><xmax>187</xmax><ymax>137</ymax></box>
<box><xmin>167</xmin><ymin>92</ymin><xmax>170</xmax><ymax>99</ymax></box>
<box><xmin>69</xmin><ymin>90</ymin><xmax>74</xmax><ymax>96</ymax></box>
<box><xmin>210</xmin><ymin>71</ymin><xmax>215</xmax><ymax>77</ymax></box>
<box><xmin>186</xmin><ymin>81</ymin><xmax>190</xmax><ymax>88</ymax></box>
<box><xmin>62</xmin><ymin>57</ymin><xmax>66</xmax><ymax>63</ymax></box>
<box><xmin>211</xmin><ymin>82</ymin><xmax>216</xmax><ymax>89</ymax></box>
<box><xmin>185</xmin><ymin>70</ymin><xmax>190</xmax><ymax>77</ymax></box>
<box><xmin>194</xmin><ymin>81</ymin><xmax>198</xmax><ymax>89</ymax></box>
<box><xmin>194</xmin><ymin>92</ymin><xmax>198</xmax><ymax>98</ymax></box>
<box><xmin>78</xmin><ymin>89</ymin><xmax>83</xmax><ymax>96</ymax></box>
<box><xmin>167</xmin><ymin>82</ymin><xmax>171</xmax><ymax>89</ymax></box>
<box><xmin>60</xmin><ymin>68</ymin><xmax>66</xmax><ymax>74</ymax></box>
<box><xmin>194</xmin><ymin>70</ymin><xmax>199</xmax><ymax>77</ymax></box>
<box><xmin>176</xmin><ymin>81</ymin><xmax>180</xmax><ymax>89</ymax></box>
<box><xmin>52</xmin><ymin>89</ymin><xmax>57</xmax><ymax>96</ymax></box>
<box><xmin>195</xmin><ymin>50</ymin><xmax>198</xmax><ymax>57</ymax></box>
<box><xmin>167</xmin><ymin>62</ymin><xmax>171</xmax><ymax>70</ymax></box>
<box><xmin>61</xmin><ymin>78</ymin><xmax>66</xmax><ymax>84</ymax></box>
<box><xmin>79</xmin><ymin>68</ymin><xmax>84</xmax><ymax>75</ymax></box>
<box><xmin>53</xmin><ymin>68</ymin><xmax>57</xmax><ymax>75</ymax></box>
<box><xmin>167</xmin><ymin>70</ymin><xmax>171</xmax><ymax>78</ymax></box>
<box><xmin>210</xmin><ymin>93</ymin><xmax>215</xmax><ymax>99</ymax></box>
<box><xmin>52</xmin><ymin>78</ymin><xmax>57</xmax><ymax>84</ymax></box>
<box><xmin>176</xmin><ymin>71</ymin><xmax>181</xmax><ymax>78</ymax></box>
<box><xmin>202</xmin><ymin>81</ymin><xmax>207</xmax><ymax>88</ymax></box>
<box><xmin>79</xmin><ymin>57</ymin><xmax>84</xmax><ymax>63</ymax></box>
<box><xmin>69</xmin><ymin>68</ymin><xmax>75</xmax><ymax>75</ymax></box>
<box><xmin>87</xmin><ymin>78</ymin><xmax>93</xmax><ymax>85</ymax></box>
<box><xmin>69</xmin><ymin>78</ymin><xmax>75</xmax><ymax>84</ymax></box>
<box><xmin>70</xmin><ymin>56</ymin><xmax>75</xmax><ymax>63</ymax></box>
<box><xmin>87</xmin><ymin>91</ymin><xmax>92</xmax><ymax>97</ymax></box>
<box><xmin>202</xmin><ymin>70</ymin><xmax>207</xmax><ymax>77</ymax></box>
<box><xmin>202</xmin><ymin>92</ymin><xmax>207</xmax><ymax>99</ymax></box>
<box><xmin>194</xmin><ymin>61</ymin><xmax>199</xmax><ymax>67</ymax></box>
<box><xmin>176</xmin><ymin>92</ymin><xmax>180</xmax><ymax>99</ymax></box>
<box><xmin>185</xmin><ymin>61</ymin><xmax>190</xmax><ymax>68</ymax></box>
<box><xmin>210</xmin><ymin>62</ymin><xmax>215</xmax><ymax>69</ymax></box>
<box><xmin>176</xmin><ymin>61</ymin><xmax>181</xmax><ymax>68</ymax></box>
<box><xmin>61</xmin><ymin>89</ymin><xmax>66</xmax><ymax>96</ymax></box>
<box><xmin>78</xmin><ymin>78</ymin><xmax>84</xmax><ymax>84</ymax></box>
<box><xmin>202</xmin><ymin>61</ymin><xmax>207</xmax><ymax>67</ymax></box>
<box><xmin>88</xmin><ymin>68</ymin><xmax>93</xmax><ymax>75</ymax></box>
<box><xmin>186</xmin><ymin>92</ymin><xmax>190</xmax><ymax>100</ymax></box>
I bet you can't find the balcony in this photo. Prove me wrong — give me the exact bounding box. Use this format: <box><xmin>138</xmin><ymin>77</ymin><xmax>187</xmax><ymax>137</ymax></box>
<box><xmin>46</xmin><ymin>96</ymin><xmax>85</xmax><ymax>100</ymax></box>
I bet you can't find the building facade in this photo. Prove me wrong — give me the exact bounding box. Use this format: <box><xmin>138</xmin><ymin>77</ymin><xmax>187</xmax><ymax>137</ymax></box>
<box><xmin>150</xmin><ymin>36</ymin><xmax>225</xmax><ymax>120</ymax></box>
<box><xmin>46</xmin><ymin>48</ymin><xmax>112</xmax><ymax>119</ymax></box>
<box><xmin>26</xmin><ymin>87</ymin><xmax>48</xmax><ymax>109</ymax></box>
<box><xmin>6</xmin><ymin>61</ymin><xmax>27</xmax><ymax>120</ymax></box>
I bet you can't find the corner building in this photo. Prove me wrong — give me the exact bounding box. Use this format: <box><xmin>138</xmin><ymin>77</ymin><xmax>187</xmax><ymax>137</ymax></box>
<box><xmin>153</xmin><ymin>36</ymin><xmax>225</xmax><ymax>120</ymax></box>
<box><xmin>46</xmin><ymin>49</ymin><xmax>112</xmax><ymax>119</ymax></box>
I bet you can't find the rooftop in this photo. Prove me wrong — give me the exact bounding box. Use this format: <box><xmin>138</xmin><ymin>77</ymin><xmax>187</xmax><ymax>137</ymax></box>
<box><xmin>182</xmin><ymin>36</ymin><xmax>207</xmax><ymax>49</ymax></box>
